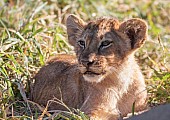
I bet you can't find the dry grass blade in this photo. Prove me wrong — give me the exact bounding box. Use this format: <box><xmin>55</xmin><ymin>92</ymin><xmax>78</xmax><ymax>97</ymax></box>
<box><xmin>14</xmin><ymin>82</ymin><xmax>32</xmax><ymax>115</ymax></box>
<box><xmin>27</xmin><ymin>100</ymin><xmax>51</xmax><ymax>117</ymax></box>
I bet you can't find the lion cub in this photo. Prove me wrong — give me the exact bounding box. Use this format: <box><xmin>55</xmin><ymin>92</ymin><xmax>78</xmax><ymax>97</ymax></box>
<box><xmin>31</xmin><ymin>15</ymin><xmax>148</xmax><ymax>120</ymax></box>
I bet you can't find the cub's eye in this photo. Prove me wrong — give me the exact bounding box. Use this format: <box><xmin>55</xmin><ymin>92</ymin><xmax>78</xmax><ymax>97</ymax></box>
<box><xmin>77</xmin><ymin>40</ymin><xmax>85</xmax><ymax>48</ymax></box>
<box><xmin>100</xmin><ymin>40</ymin><xmax>113</xmax><ymax>49</ymax></box>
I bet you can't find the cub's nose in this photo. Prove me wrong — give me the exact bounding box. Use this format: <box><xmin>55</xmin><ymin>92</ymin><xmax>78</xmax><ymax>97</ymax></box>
<box><xmin>81</xmin><ymin>59</ymin><xmax>94</xmax><ymax>68</ymax></box>
<box><xmin>80</xmin><ymin>53</ymin><xmax>96</xmax><ymax>67</ymax></box>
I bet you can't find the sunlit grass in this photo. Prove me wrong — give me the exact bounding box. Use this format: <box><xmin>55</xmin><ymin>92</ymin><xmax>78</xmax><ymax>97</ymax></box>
<box><xmin>0</xmin><ymin>0</ymin><xmax>170</xmax><ymax>119</ymax></box>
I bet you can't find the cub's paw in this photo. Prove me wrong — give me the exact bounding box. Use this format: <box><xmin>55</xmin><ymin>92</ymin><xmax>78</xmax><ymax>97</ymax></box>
<box><xmin>89</xmin><ymin>116</ymin><xmax>102</xmax><ymax>120</ymax></box>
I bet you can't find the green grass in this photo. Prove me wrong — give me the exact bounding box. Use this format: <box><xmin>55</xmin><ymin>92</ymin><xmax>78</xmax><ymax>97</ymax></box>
<box><xmin>0</xmin><ymin>0</ymin><xmax>170</xmax><ymax>119</ymax></box>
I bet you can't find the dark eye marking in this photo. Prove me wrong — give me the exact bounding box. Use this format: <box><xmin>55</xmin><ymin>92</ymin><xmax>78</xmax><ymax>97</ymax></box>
<box><xmin>99</xmin><ymin>40</ymin><xmax>113</xmax><ymax>49</ymax></box>
<box><xmin>77</xmin><ymin>40</ymin><xmax>86</xmax><ymax>48</ymax></box>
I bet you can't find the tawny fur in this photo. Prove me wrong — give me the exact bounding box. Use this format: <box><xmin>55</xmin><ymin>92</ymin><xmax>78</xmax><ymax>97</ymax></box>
<box><xmin>31</xmin><ymin>15</ymin><xmax>148</xmax><ymax>120</ymax></box>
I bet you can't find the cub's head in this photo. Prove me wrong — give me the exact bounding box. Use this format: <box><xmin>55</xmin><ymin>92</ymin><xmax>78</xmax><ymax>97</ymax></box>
<box><xmin>66</xmin><ymin>14</ymin><xmax>148</xmax><ymax>83</ymax></box>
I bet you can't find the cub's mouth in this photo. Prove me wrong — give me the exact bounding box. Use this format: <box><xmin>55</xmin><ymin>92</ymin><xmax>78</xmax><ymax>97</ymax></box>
<box><xmin>83</xmin><ymin>70</ymin><xmax>106</xmax><ymax>76</ymax></box>
<box><xmin>82</xmin><ymin>70</ymin><xmax>106</xmax><ymax>83</ymax></box>
<box><xmin>84</xmin><ymin>71</ymin><xmax>101</xmax><ymax>75</ymax></box>
<box><xmin>78</xmin><ymin>66</ymin><xmax>107</xmax><ymax>82</ymax></box>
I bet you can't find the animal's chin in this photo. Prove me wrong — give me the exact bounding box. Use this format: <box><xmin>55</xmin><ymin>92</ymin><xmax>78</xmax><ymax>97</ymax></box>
<box><xmin>82</xmin><ymin>71</ymin><xmax>106</xmax><ymax>83</ymax></box>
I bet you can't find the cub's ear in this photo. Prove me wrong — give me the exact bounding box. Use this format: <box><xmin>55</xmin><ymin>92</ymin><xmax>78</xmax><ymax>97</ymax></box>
<box><xmin>66</xmin><ymin>14</ymin><xmax>86</xmax><ymax>46</ymax></box>
<box><xmin>119</xmin><ymin>18</ymin><xmax>148</xmax><ymax>51</ymax></box>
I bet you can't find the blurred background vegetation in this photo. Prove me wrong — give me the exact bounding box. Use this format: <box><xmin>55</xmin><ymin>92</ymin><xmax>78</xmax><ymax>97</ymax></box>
<box><xmin>0</xmin><ymin>0</ymin><xmax>170</xmax><ymax>119</ymax></box>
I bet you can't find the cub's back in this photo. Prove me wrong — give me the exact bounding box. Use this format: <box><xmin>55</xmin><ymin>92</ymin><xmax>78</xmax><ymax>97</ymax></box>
<box><xmin>31</xmin><ymin>54</ymin><xmax>82</xmax><ymax>109</ymax></box>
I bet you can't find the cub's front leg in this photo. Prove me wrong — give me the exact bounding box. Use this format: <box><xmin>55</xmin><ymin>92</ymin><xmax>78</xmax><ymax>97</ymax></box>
<box><xmin>80</xmin><ymin>89</ymin><xmax>121</xmax><ymax>120</ymax></box>
<box><xmin>88</xmin><ymin>109</ymin><xmax>120</xmax><ymax>120</ymax></box>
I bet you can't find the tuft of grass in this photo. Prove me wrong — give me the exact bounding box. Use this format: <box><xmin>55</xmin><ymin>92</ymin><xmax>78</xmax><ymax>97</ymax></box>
<box><xmin>0</xmin><ymin>0</ymin><xmax>170</xmax><ymax>119</ymax></box>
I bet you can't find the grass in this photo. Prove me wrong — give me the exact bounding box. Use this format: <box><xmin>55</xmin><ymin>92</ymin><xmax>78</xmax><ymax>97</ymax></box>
<box><xmin>0</xmin><ymin>0</ymin><xmax>170</xmax><ymax>119</ymax></box>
